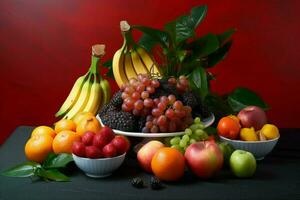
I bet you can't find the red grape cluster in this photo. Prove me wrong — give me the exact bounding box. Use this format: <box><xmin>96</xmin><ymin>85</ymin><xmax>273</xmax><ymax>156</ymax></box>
<box><xmin>120</xmin><ymin>74</ymin><xmax>193</xmax><ymax>133</ymax></box>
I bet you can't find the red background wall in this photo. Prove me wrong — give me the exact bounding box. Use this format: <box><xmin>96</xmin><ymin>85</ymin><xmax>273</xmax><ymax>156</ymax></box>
<box><xmin>0</xmin><ymin>0</ymin><xmax>299</xmax><ymax>144</ymax></box>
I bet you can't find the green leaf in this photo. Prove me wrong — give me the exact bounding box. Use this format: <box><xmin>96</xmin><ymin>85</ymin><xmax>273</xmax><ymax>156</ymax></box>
<box><xmin>102</xmin><ymin>59</ymin><xmax>114</xmax><ymax>78</ymax></box>
<box><xmin>36</xmin><ymin>168</ymin><xmax>70</xmax><ymax>182</ymax></box>
<box><xmin>217</xmin><ymin>28</ymin><xmax>236</xmax><ymax>45</ymax></box>
<box><xmin>204</xmin><ymin>94</ymin><xmax>234</xmax><ymax>121</ymax></box>
<box><xmin>42</xmin><ymin>153</ymin><xmax>73</xmax><ymax>169</ymax></box>
<box><xmin>189</xmin><ymin>67</ymin><xmax>209</xmax><ymax>98</ymax></box>
<box><xmin>184</xmin><ymin>33</ymin><xmax>220</xmax><ymax>59</ymax></box>
<box><xmin>133</xmin><ymin>26</ymin><xmax>169</xmax><ymax>49</ymax></box>
<box><xmin>1</xmin><ymin>162</ymin><xmax>40</xmax><ymax>177</ymax></box>
<box><xmin>207</xmin><ymin>40</ymin><xmax>233</xmax><ymax>67</ymax></box>
<box><xmin>190</xmin><ymin>5</ymin><xmax>208</xmax><ymax>29</ymax></box>
<box><xmin>227</xmin><ymin>88</ymin><xmax>269</xmax><ymax>112</ymax></box>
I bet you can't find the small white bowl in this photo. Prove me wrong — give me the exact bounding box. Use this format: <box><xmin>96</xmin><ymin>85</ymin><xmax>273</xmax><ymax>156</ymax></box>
<box><xmin>72</xmin><ymin>153</ymin><xmax>126</xmax><ymax>178</ymax></box>
<box><xmin>219</xmin><ymin>136</ymin><xmax>279</xmax><ymax>160</ymax></box>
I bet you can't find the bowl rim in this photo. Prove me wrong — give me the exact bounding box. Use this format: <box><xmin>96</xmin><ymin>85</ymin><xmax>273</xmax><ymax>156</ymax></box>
<box><xmin>219</xmin><ymin>135</ymin><xmax>280</xmax><ymax>144</ymax></box>
<box><xmin>72</xmin><ymin>152</ymin><xmax>126</xmax><ymax>161</ymax></box>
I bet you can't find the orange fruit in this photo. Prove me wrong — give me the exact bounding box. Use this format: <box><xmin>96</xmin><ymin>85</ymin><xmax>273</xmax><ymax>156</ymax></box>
<box><xmin>25</xmin><ymin>134</ymin><xmax>53</xmax><ymax>163</ymax></box>
<box><xmin>31</xmin><ymin>126</ymin><xmax>56</xmax><ymax>138</ymax></box>
<box><xmin>76</xmin><ymin>115</ymin><xmax>101</xmax><ymax>136</ymax></box>
<box><xmin>151</xmin><ymin>147</ymin><xmax>185</xmax><ymax>181</ymax></box>
<box><xmin>52</xmin><ymin>130</ymin><xmax>81</xmax><ymax>154</ymax></box>
<box><xmin>217</xmin><ymin>116</ymin><xmax>241</xmax><ymax>140</ymax></box>
<box><xmin>228</xmin><ymin>115</ymin><xmax>240</xmax><ymax>124</ymax></box>
<box><xmin>73</xmin><ymin>112</ymin><xmax>94</xmax><ymax>126</ymax></box>
<box><xmin>54</xmin><ymin>119</ymin><xmax>76</xmax><ymax>133</ymax></box>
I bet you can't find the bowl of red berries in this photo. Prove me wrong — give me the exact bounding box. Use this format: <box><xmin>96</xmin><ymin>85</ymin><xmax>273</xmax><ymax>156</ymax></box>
<box><xmin>72</xmin><ymin>127</ymin><xmax>130</xmax><ymax>178</ymax></box>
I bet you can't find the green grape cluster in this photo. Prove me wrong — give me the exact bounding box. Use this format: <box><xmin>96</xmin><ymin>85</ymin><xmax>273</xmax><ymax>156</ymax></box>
<box><xmin>166</xmin><ymin>117</ymin><xmax>209</xmax><ymax>153</ymax></box>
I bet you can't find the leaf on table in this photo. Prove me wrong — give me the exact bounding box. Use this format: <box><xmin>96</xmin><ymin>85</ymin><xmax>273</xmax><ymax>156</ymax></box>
<box><xmin>36</xmin><ymin>168</ymin><xmax>70</xmax><ymax>182</ymax></box>
<box><xmin>227</xmin><ymin>87</ymin><xmax>269</xmax><ymax>112</ymax></box>
<box><xmin>42</xmin><ymin>153</ymin><xmax>73</xmax><ymax>169</ymax></box>
<box><xmin>1</xmin><ymin>161</ymin><xmax>40</xmax><ymax>177</ymax></box>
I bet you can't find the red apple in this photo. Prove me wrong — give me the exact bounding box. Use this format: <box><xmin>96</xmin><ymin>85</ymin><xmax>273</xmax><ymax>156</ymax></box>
<box><xmin>81</xmin><ymin>131</ymin><xmax>95</xmax><ymax>146</ymax></box>
<box><xmin>92</xmin><ymin>133</ymin><xmax>109</xmax><ymax>149</ymax></box>
<box><xmin>85</xmin><ymin>146</ymin><xmax>102</xmax><ymax>158</ymax></box>
<box><xmin>72</xmin><ymin>141</ymin><xmax>86</xmax><ymax>157</ymax></box>
<box><xmin>137</xmin><ymin>140</ymin><xmax>165</xmax><ymax>173</ymax></box>
<box><xmin>111</xmin><ymin>135</ymin><xmax>130</xmax><ymax>155</ymax></box>
<box><xmin>237</xmin><ymin>106</ymin><xmax>267</xmax><ymax>130</ymax></box>
<box><xmin>102</xmin><ymin>143</ymin><xmax>117</xmax><ymax>158</ymax></box>
<box><xmin>185</xmin><ymin>141</ymin><xmax>224</xmax><ymax>178</ymax></box>
<box><xmin>99</xmin><ymin>126</ymin><xmax>115</xmax><ymax>143</ymax></box>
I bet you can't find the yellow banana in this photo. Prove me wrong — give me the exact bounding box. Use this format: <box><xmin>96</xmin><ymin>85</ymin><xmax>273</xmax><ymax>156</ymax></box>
<box><xmin>63</xmin><ymin>75</ymin><xmax>93</xmax><ymax>120</ymax></box>
<box><xmin>131</xmin><ymin>50</ymin><xmax>149</xmax><ymax>75</ymax></box>
<box><xmin>99</xmin><ymin>78</ymin><xmax>111</xmax><ymax>108</ymax></box>
<box><xmin>113</xmin><ymin>49</ymin><xmax>128</xmax><ymax>88</ymax></box>
<box><xmin>124</xmin><ymin>52</ymin><xmax>138</xmax><ymax>80</ymax></box>
<box><xmin>55</xmin><ymin>74</ymin><xmax>87</xmax><ymax>117</ymax></box>
<box><xmin>136</xmin><ymin>47</ymin><xmax>161</xmax><ymax>76</ymax></box>
<box><xmin>82</xmin><ymin>75</ymin><xmax>102</xmax><ymax>115</ymax></box>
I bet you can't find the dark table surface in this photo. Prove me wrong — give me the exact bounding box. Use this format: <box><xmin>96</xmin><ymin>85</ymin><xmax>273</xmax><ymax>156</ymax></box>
<box><xmin>0</xmin><ymin>126</ymin><xmax>300</xmax><ymax>200</ymax></box>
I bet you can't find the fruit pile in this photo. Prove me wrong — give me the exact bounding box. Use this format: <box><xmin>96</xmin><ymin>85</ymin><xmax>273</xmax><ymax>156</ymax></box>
<box><xmin>99</xmin><ymin>74</ymin><xmax>210</xmax><ymax>133</ymax></box>
<box><xmin>217</xmin><ymin>106</ymin><xmax>280</xmax><ymax>141</ymax></box>
<box><xmin>72</xmin><ymin>127</ymin><xmax>130</xmax><ymax>158</ymax></box>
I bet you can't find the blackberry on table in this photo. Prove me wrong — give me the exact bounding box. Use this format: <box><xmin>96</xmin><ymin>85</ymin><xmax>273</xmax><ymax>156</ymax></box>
<box><xmin>131</xmin><ymin>177</ymin><xmax>144</xmax><ymax>188</ymax></box>
<box><xmin>150</xmin><ymin>176</ymin><xmax>163</xmax><ymax>190</ymax></box>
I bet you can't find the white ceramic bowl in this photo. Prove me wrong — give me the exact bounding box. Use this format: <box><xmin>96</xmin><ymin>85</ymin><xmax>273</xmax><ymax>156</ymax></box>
<box><xmin>72</xmin><ymin>153</ymin><xmax>126</xmax><ymax>178</ymax></box>
<box><xmin>219</xmin><ymin>136</ymin><xmax>280</xmax><ymax>160</ymax></box>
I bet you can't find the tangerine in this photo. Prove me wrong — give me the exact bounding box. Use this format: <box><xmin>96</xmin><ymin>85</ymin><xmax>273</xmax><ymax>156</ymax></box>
<box><xmin>52</xmin><ymin>130</ymin><xmax>81</xmax><ymax>154</ymax></box>
<box><xmin>73</xmin><ymin>112</ymin><xmax>94</xmax><ymax>126</ymax></box>
<box><xmin>151</xmin><ymin>147</ymin><xmax>185</xmax><ymax>181</ymax></box>
<box><xmin>25</xmin><ymin>134</ymin><xmax>53</xmax><ymax>163</ymax></box>
<box><xmin>54</xmin><ymin>119</ymin><xmax>76</xmax><ymax>133</ymax></box>
<box><xmin>31</xmin><ymin>126</ymin><xmax>56</xmax><ymax>138</ymax></box>
<box><xmin>76</xmin><ymin>115</ymin><xmax>101</xmax><ymax>136</ymax></box>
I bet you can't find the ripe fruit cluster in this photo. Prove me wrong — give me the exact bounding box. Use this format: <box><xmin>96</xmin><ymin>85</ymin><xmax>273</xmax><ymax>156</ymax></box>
<box><xmin>167</xmin><ymin>117</ymin><xmax>208</xmax><ymax>153</ymax></box>
<box><xmin>120</xmin><ymin>74</ymin><xmax>193</xmax><ymax>133</ymax></box>
<box><xmin>72</xmin><ymin>127</ymin><xmax>130</xmax><ymax>158</ymax></box>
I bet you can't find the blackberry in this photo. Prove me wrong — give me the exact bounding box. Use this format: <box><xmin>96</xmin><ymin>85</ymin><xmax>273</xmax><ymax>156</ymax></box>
<box><xmin>182</xmin><ymin>91</ymin><xmax>210</xmax><ymax>119</ymax></box>
<box><xmin>101</xmin><ymin>110</ymin><xmax>137</xmax><ymax>132</ymax></box>
<box><xmin>131</xmin><ymin>177</ymin><xmax>144</xmax><ymax>188</ymax></box>
<box><xmin>98</xmin><ymin>103</ymin><xmax>117</xmax><ymax>118</ymax></box>
<box><xmin>110</xmin><ymin>90</ymin><xmax>123</xmax><ymax>107</ymax></box>
<box><xmin>137</xmin><ymin>116</ymin><xmax>146</xmax><ymax>132</ymax></box>
<box><xmin>150</xmin><ymin>176</ymin><xmax>163</xmax><ymax>190</ymax></box>
<box><xmin>182</xmin><ymin>92</ymin><xmax>199</xmax><ymax>109</ymax></box>
<box><xmin>150</xmin><ymin>79</ymin><xmax>180</xmax><ymax>99</ymax></box>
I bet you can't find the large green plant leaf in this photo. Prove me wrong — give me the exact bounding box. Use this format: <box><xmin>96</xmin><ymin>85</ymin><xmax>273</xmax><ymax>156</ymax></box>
<box><xmin>1</xmin><ymin>162</ymin><xmax>40</xmax><ymax>177</ymax></box>
<box><xmin>102</xmin><ymin>59</ymin><xmax>113</xmax><ymax>78</ymax></box>
<box><xmin>164</xmin><ymin>5</ymin><xmax>208</xmax><ymax>44</ymax></box>
<box><xmin>184</xmin><ymin>33</ymin><xmax>220</xmax><ymax>59</ymax></box>
<box><xmin>227</xmin><ymin>87</ymin><xmax>269</xmax><ymax>112</ymax></box>
<box><xmin>217</xmin><ymin>28</ymin><xmax>236</xmax><ymax>45</ymax></box>
<box><xmin>207</xmin><ymin>40</ymin><xmax>233</xmax><ymax>67</ymax></box>
<box><xmin>189</xmin><ymin>67</ymin><xmax>209</xmax><ymax>98</ymax></box>
<box><xmin>133</xmin><ymin>26</ymin><xmax>169</xmax><ymax>49</ymax></box>
<box><xmin>42</xmin><ymin>153</ymin><xmax>73</xmax><ymax>169</ymax></box>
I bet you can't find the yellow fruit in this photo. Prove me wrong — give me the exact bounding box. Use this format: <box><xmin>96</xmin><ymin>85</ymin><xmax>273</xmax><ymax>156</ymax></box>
<box><xmin>25</xmin><ymin>135</ymin><xmax>53</xmax><ymax>163</ymax></box>
<box><xmin>52</xmin><ymin>130</ymin><xmax>81</xmax><ymax>154</ymax></box>
<box><xmin>240</xmin><ymin>127</ymin><xmax>258</xmax><ymax>141</ymax></box>
<box><xmin>260</xmin><ymin>124</ymin><xmax>280</xmax><ymax>140</ymax></box>
<box><xmin>73</xmin><ymin>112</ymin><xmax>94</xmax><ymax>126</ymax></box>
<box><xmin>31</xmin><ymin>126</ymin><xmax>56</xmax><ymax>138</ymax></box>
<box><xmin>54</xmin><ymin>119</ymin><xmax>77</xmax><ymax>133</ymax></box>
<box><xmin>76</xmin><ymin>115</ymin><xmax>101</xmax><ymax>136</ymax></box>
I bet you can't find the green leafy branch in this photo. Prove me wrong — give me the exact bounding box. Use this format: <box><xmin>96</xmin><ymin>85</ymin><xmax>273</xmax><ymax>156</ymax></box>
<box><xmin>1</xmin><ymin>153</ymin><xmax>73</xmax><ymax>182</ymax></box>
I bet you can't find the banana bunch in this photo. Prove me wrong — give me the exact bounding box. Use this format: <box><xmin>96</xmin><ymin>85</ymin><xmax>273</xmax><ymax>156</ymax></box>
<box><xmin>55</xmin><ymin>44</ymin><xmax>111</xmax><ymax>119</ymax></box>
<box><xmin>113</xmin><ymin>21</ymin><xmax>161</xmax><ymax>88</ymax></box>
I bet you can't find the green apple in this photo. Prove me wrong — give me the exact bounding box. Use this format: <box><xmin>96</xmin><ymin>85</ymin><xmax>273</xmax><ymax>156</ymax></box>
<box><xmin>218</xmin><ymin>142</ymin><xmax>235</xmax><ymax>165</ymax></box>
<box><xmin>230</xmin><ymin>150</ymin><xmax>256</xmax><ymax>178</ymax></box>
